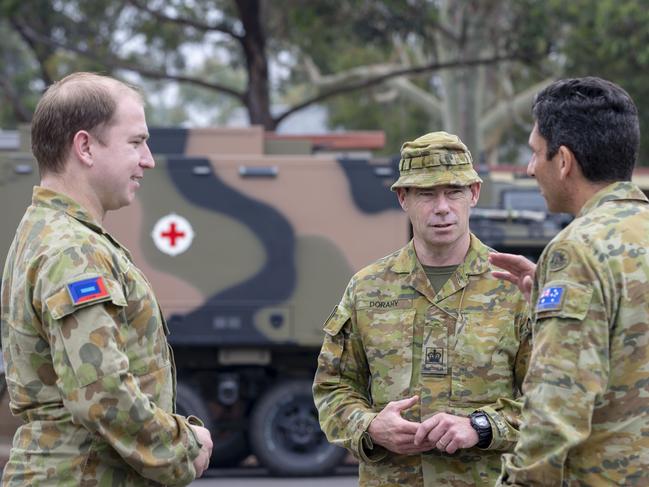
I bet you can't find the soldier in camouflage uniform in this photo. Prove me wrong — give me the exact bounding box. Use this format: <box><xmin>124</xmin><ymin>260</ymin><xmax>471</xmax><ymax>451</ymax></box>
<box><xmin>0</xmin><ymin>72</ymin><xmax>212</xmax><ymax>486</ymax></box>
<box><xmin>491</xmin><ymin>77</ymin><xmax>649</xmax><ymax>485</ymax></box>
<box><xmin>313</xmin><ymin>132</ymin><xmax>531</xmax><ymax>486</ymax></box>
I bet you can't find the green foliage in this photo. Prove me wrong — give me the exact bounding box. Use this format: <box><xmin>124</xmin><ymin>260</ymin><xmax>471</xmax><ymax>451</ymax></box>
<box><xmin>278</xmin><ymin>0</ymin><xmax>437</xmax><ymax>73</ymax></box>
<box><xmin>144</xmin><ymin>58</ymin><xmax>247</xmax><ymax>126</ymax></box>
<box><xmin>0</xmin><ymin>0</ymin><xmax>648</xmax><ymax>172</ymax></box>
<box><xmin>327</xmin><ymin>88</ymin><xmax>440</xmax><ymax>156</ymax></box>
<box><xmin>0</xmin><ymin>18</ymin><xmax>41</xmax><ymax>126</ymax></box>
<box><xmin>537</xmin><ymin>0</ymin><xmax>649</xmax><ymax>165</ymax></box>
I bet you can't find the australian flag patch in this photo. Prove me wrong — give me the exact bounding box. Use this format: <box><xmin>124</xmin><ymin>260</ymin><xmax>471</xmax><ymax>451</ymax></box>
<box><xmin>536</xmin><ymin>285</ymin><xmax>565</xmax><ymax>312</ymax></box>
<box><xmin>67</xmin><ymin>277</ymin><xmax>109</xmax><ymax>305</ymax></box>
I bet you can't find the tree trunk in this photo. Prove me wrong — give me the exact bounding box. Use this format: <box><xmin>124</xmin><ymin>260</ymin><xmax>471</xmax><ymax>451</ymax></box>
<box><xmin>437</xmin><ymin>1</ymin><xmax>484</xmax><ymax>160</ymax></box>
<box><xmin>235</xmin><ymin>0</ymin><xmax>274</xmax><ymax>129</ymax></box>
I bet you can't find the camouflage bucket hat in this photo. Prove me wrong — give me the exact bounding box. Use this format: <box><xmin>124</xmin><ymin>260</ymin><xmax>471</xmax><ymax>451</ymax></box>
<box><xmin>390</xmin><ymin>131</ymin><xmax>482</xmax><ymax>191</ymax></box>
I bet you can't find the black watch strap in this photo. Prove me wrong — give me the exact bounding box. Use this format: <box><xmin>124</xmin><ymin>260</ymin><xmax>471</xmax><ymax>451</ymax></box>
<box><xmin>469</xmin><ymin>411</ymin><xmax>493</xmax><ymax>449</ymax></box>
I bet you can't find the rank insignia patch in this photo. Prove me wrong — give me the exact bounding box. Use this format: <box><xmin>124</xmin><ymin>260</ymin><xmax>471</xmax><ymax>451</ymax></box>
<box><xmin>426</xmin><ymin>348</ymin><xmax>444</xmax><ymax>364</ymax></box>
<box><xmin>422</xmin><ymin>346</ymin><xmax>448</xmax><ymax>375</ymax></box>
<box><xmin>536</xmin><ymin>285</ymin><xmax>565</xmax><ymax>311</ymax></box>
<box><xmin>67</xmin><ymin>277</ymin><xmax>109</xmax><ymax>305</ymax></box>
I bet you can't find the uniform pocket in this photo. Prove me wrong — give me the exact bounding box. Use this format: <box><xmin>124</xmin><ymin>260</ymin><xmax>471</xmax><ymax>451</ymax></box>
<box><xmin>357</xmin><ymin>307</ymin><xmax>416</xmax><ymax>405</ymax></box>
<box><xmin>314</xmin><ymin>306</ymin><xmax>350</xmax><ymax>384</ymax></box>
<box><xmin>527</xmin><ymin>281</ymin><xmax>593</xmax><ymax>389</ymax></box>
<box><xmin>45</xmin><ymin>275</ymin><xmax>126</xmax><ymax>321</ymax></box>
<box><xmin>450</xmin><ymin>310</ymin><xmax>516</xmax><ymax>405</ymax></box>
<box><xmin>534</xmin><ymin>281</ymin><xmax>592</xmax><ymax>321</ymax></box>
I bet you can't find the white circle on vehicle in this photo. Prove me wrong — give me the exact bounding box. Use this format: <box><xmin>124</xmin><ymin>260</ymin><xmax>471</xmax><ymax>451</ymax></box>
<box><xmin>152</xmin><ymin>213</ymin><xmax>194</xmax><ymax>256</ymax></box>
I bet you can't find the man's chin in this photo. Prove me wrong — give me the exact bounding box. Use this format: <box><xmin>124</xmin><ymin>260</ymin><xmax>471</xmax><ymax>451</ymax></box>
<box><xmin>423</xmin><ymin>233</ymin><xmax>457</xmax><ymax>246</ymax></box>
<box><xmin>109</xmin><ymin>195</ymin><xmax>134</xmax><ymax>211</ymax></box>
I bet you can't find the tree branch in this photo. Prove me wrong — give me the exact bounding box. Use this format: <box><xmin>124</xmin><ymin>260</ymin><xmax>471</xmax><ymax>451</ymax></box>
<box><xmin>18</xmin><ymin>25</ymin><xmax>246</xmax><ymax>100</ymax></box>
<box><xmin>480</xmin><ymin>76</ymin><xmax>555</xmax><ymax>151</ymax></box>
<box><xmin>481</xmin><ymin>77</ymin><xmax>554</xmax><ymax>133</ymax></box>
<box><xmin>0</xmin><ymin>76</ymin><xmax>32</xmax><ymax>122</ymax></box>
<box><xmin>9</xmin><ymin>17</ymin><xmax>54</xmax><ymax>86</ymax></box>
<box><xmin>385</xmin><ymin>77</ymin><xmax>443</xmax><ymax>115</ymax></box>
<box><xmin>274</xmin><ymin>54</ymin><xmax>514</xmax><ymax>126</ymax></box>
<box><xmin>125</xmin><ymin>0</ymin><xmax>241</xmax><ymax>38</ymax></box>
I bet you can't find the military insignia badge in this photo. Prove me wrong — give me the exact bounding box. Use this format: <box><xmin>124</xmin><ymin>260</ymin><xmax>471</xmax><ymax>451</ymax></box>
<box><xmin>548</xmin><ymin>248</ymin><xmax>570</xmax><ymax>272</ymax></box>
<box><xmin>536</xmin><ymin>285</ymin><xmax>565</xmax><ymax>311</ymax></box>
<box><xmin>422</xmin><ymin>347</ymin><xmax>447</xmax><ymax>375</ymax></box>
<box><xmin>67</xmin><ymin>277</ymin><xmax>110</xmax><ymax>305</ymax></box>
<box><xmin>426</xmin><ymin>347</ymin><xmax>444</xmax><ymax>364</ymax></box>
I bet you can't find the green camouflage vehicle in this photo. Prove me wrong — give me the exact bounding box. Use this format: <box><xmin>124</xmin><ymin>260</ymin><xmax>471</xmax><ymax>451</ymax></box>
<box><xmin>0</xmin><ymin>125</ymin><xmax>568</xmax><ymax>475</ymax></box>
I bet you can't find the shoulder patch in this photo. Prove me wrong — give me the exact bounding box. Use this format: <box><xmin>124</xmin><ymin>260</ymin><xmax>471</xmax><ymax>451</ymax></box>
<box><xmin>536</xmin><ymin>285</ymin><xmax>565</xmax><ymax>312</ymax></box>
<box><xmin>548</xmin><ymin>248</ymin><xmax>570</xmax><ymax>272</ymax></box>
<box><xmin>67</xmin><ymin>277</ymin><xmax>109</xmax><ymax>305</ymax></box>
<box><xmin>323</xmin><ymin>305</ymin><xmax>350</xmax><ymax>336</ymax></box>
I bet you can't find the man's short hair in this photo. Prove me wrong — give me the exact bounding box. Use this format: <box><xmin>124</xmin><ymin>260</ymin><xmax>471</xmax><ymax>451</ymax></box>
<box><xmin>532</xmin><ymin>76</ymin><xmax>639</xmax><ymax>182</ymax></box>
<box><xmin>31</xmin><ymin>72</ymin><xmax>143</xmax><ymax>175</ymax></box>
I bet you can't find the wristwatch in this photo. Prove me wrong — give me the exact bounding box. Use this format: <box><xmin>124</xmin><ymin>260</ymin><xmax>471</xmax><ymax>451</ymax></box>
<box><xmin>469</xmin><ymin>411</ymin><xmax>493</xmax><ymax>448</ymax></box>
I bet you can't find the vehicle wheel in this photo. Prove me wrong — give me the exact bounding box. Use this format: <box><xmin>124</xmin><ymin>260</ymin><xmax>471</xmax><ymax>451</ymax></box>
<box><xmin>250</xmin><ymin>379</ymin><xmax>347</xmax><ymax>476</ymax></box>
<box><xmin>175</xmin><ymin>380</ymin><xmax>250</xmax><ymax>468</ymax></box>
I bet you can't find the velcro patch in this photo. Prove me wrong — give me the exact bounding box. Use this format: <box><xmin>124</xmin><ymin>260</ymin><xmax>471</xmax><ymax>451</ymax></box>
<box><xmin>548</xmin><ymin>248</ymin><xmax>570</xmax><ymax>272</ymax></box>
<box><xmin>67</xmin><ymin>277</ymin><xmax>109</xmax><ymax>305</ymax></box>
<box><xmin>536</xmin><ymin>285</ymin><xmax>565</xmax><ymax>312</ymax></box>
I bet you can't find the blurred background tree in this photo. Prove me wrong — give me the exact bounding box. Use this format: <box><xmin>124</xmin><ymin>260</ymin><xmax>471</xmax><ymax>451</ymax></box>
<box><xmin>1</xmin><ymin>0</ymin><xmax>648</xmax><ymax>163</ymax></box>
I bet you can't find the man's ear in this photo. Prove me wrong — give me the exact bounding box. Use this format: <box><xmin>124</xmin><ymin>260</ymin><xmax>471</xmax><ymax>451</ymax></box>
<box><xmin>72</xmin><ymin>130</ymin><xmax>94</xmax><ymax>167</ymax></box>
<box><xmin>557</xmin><ymin>145</ymin><xmax>577</xmax><ymax>181</ymax></box>
<box><xmin>469</xmin><ymin>182</ymin><xmax>481</xmax><ymax>207</ymax></box>
<box><xmin>396</xmin><ymin>187</ymin><xmax>408</xmax><ymax>211</ymax></box>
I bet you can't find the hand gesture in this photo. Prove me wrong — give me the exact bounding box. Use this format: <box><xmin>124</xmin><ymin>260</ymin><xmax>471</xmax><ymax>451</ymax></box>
<box><xmin>488</xmin><ymin>252</ymin><xmax>536</xmax><ymax>302</ymax></box>
<box><xmin>368</xmin><ymin>396</ymin><xmax>435</xmax><ymax>455</ymax></box>
<box><xmin>414</xmin><ymin>412</ymin><xmax>478</xmax><ymax>454</ymax></box>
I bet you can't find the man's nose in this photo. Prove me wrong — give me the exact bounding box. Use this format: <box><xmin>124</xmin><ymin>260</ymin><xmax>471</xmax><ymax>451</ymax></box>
<box><xmin>527</xmin><ymin>159</ymin><xmax>535</xmax><ymax>178</ymax></box>
<box><xmin>140</xmin><ymin>142</ymin><xmax>155</xmax><ymax>169</ymax></box>
<box><xmin>433</xmin><ymin>195</ymin><xmax>451</xmax><ymax>213</ymax></box>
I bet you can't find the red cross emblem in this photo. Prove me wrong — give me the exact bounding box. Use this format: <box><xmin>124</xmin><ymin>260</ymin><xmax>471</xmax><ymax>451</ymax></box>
<box><xmin>152</xmin><ymin>214</ymin><xmax>194</xmax><ymax>256</ymax></box>
<box><xmin>160</xmin><ymin>222</ymin><xmax>186</xmax><ymax>247</ymax></box>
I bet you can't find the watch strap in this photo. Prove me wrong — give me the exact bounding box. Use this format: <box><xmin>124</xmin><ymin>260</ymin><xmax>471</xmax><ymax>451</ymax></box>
<box><xmin>469</xmin><ymin>411</ymin><xmax>493</xmax><ymax>449</ymax></box>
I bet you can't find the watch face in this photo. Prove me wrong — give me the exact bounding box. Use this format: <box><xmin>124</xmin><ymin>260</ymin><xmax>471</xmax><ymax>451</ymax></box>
<box><xmin>476</xmin><ymin>416</ymin><xmax>489</xmax><ymax>428</ymax></box>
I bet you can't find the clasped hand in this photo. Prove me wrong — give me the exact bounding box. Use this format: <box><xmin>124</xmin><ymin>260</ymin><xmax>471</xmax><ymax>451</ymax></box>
<box><xmin>368</xmin><ymin>395</ymin><xmax>478</xmax><ymax>455</ymax></box>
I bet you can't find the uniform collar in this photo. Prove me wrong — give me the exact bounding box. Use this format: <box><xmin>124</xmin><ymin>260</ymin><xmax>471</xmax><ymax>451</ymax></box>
<box><xmin>578</xmin><ymin>181</ymin><xmax>648</xmax><ymax>218</ymax></box>
<box><xmin>32</xmin><ymin>186</ymin><xmax>133</xmax><ymax>259</ymax></box>
<box><xmin>32</xmin><ymin>186</ymin><xmax>105</xmax><ymax>233</ymax></box>
<box><xmin>391</xmin><ymin>234</ymin><xmax>490</xmax><ymax>303</ymax></box>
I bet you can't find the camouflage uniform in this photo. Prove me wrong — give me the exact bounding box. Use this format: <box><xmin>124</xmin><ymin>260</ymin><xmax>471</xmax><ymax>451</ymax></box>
<box><xmin>1</xmin><ymin>187</ymin><xmax>201</xmax><ymax>486</ymax></box>
<box><xmin>313</xmin><ymin>132</ymin><xmax>531</xmax><ymax>486</ymax></box>
<box><xmin>499</xmin><ymin>182</ymin><xmax>649</xmax><ymax>486</ymax></box>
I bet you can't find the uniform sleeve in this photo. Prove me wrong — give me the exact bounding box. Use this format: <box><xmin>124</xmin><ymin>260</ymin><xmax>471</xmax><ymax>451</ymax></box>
<box><xmin>498</xmin><ymin>243</ymin><xmax>608</xmax><ymax>485</ymax></box>
<box><xmin>40</xmin><ymin>261</ymin><xmax>201</xmax><ymax>485</ymax></box>
<box><xmin>312</xmin><ymin>283</ymin><xmax>387</xmax><ymax>463</ymax></box>
<box><xmin>478</xmin><ymin>305</ymin><xmax>532</xmax><ymax>451</ymax></box>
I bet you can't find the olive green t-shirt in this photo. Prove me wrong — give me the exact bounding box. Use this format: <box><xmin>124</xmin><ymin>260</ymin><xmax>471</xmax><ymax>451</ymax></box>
<box><xmin>422</xmin><ymin>264</ymin><xmax>458</xmax><ymax>294</ymax></box>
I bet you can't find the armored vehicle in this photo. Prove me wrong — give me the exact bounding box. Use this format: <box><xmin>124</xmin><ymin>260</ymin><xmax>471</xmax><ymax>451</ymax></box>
<box><xmin>0</xmin><ymin>126</ymin><xmax>406</xmax><ymax>475</ymax></box>
<box><xmin>0</xmin><ymin>125</ymin><xmax>571</xmax><ymax>475</ymax></box>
